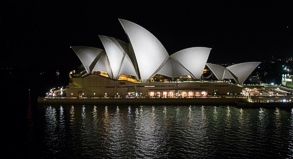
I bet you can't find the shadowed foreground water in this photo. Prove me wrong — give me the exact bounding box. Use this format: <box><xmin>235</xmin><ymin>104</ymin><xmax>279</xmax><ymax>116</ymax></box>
<box><xmin>7</xmin><ymin>98</ymin><xmax>293</xmax><ymax>158</ymax></box>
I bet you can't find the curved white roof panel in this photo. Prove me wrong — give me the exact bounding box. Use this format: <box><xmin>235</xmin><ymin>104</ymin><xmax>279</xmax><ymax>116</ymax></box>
<box><xmin>171</xmin><ymin>47</ymin><xmax>211</xmax><ymax>79</ymax></box>
<box><xmin>156</xmin><ymin>58</ymin><xmax>174</xmax><ymax>78</ymax></box>
<box><xmin>99</xmin><ymin>35</ymin><xmax>138</xmax><ymax>79</ymax></box>
<box><xmin>70</xmin><ymin>46</ymin><xmax>104</xmax><ymax>74</ymax></box>
<box><xmin>227</xmin><ymin>62</ymin><xmax>261</xmax><ymax>83</ymax></box>
<box><xmin>206</xmin><ymin>63</ymin><xmax>225</xmax><ymax>80</ymax></box>
<box><xmin>206</xmin><ymin>63</ymin><xmax>236</xmax><ymax>81</ymax></box>
<box><xmin>156</xmin><ymin>57</ymin><xmax>192</xmax><ymax>79</ymax></box>
<box><xmin>223</xmin><ymin>69</ymin><xmax>236</xmax><ymax>81</ymax></box>
<box><xmin>119</xmin><ymin>56</ymin><xmax>139</xmax><ymax>78</ymax></box>
<box><xmin>92</xmin><ymin>51</ymin><xmax>111</xmax><ymax>74</ymax></box>
<box><xmin>119</xmin><ymin>18</ymin><xmax>169</xmax><ymax>81</ymax></box>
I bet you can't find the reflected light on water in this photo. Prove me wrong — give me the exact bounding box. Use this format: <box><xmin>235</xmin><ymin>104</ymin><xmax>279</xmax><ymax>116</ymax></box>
<box><xmin>34</xmin><ymin>105</ymin><xmax>293</xmax><ymax>158</ymax></box>
<box><xmin>59</xmin><ymin>106</ymin><xmax>64</xmax><ymax>127</ymax></box>
<box><xmin>226</xmin><ymin>106</ymin><xmax>231</xmax><ymax>128</ymax></box>
<box><xmin>70</xmin><ymin>106</ymin><xmax>75</xmax><ymax>125</ymax></box>
<box><xmin>213</xmin><ymin>106</ymin><xmax>218</xmax><ymax>121</ymax></box>
<box><xmin>152</xmin><ymin>106</ymin><xmax>155</xmax><ymax>118</ymax></box>
<box><xmin>134</xmin><ymin>106</ymin><xmax>161</xmax><ymax>157</ymax></box>
<box><xmin>188</xmin><ymin>106</ymin><xmax>192</xmax><ymax>122</ymax></box>
<box><xmin>82</xmin><ymin>105</ymin><xmax>86</xmax><ymax>120</ymax></box>
<box><xmin>92</xmin><ymin>105</ymin><xmax>98</xmax><ymax>129</ymax></box>
<box><xmin>226</xmin><ymin>106</ymin><xmax>231</xmax><ymax>117</ymax></box>
<box><xmin>238</xmin><ymin>108</ymin><xmax>244</xmax><ymax>126</ymax></box>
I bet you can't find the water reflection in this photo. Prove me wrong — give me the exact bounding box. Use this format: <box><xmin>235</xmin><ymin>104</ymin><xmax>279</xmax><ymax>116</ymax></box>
<box><xmin>225</xmin><ymin>106</ymin><xmax>231</xmax><ymax>129</ymax></box>
<box><xmin>134</xmin><ymin>106</ymin><xmax>161</xmax><ymax>157</ymax></box>
<box><xmin>37</xmin><ymin>105</ymin><xmax>293</xmax><ymax>158</ymax></box>
<box><xmin>93</xmin><ymin>105</ymin><xmax>98</xmax><ymax>124</ymax></box>
<box><xmin>44</xmin><ymin>106</ymin><xmax>59</xmax><ymax>155</ymax></box>
<box><xmin>213</xmin><ymin>106</ymin><xmax>218</xmax><ymax>121</ymax></box>
<box><xmin>70</xmin><ymin>105</ymin><xmax>75</xmax><ymax>124</ymax></box>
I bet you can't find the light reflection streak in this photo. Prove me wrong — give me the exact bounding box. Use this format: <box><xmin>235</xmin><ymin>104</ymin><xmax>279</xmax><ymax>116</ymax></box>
<box><xmin>103</xmin><ymin>106</ymin><xmax>110</xmax><ymax>133</ymax></box>
<box><xmin>93</xmin><ymin>105</ymin><xmax>98</xmax><ymax>127</ymax></box>
<box><xmin>128</xmin><ymin>106</ymin><xmax>132</xmax><ymax>118</ymax></box>
<box><xmin>59</xmin><ymin>106</ymin><xmax>64</xmax><ymax>129</ymax></box>
<box><xmin>257</xmin><ymin>108</ymin><xmax>267</xmax><ymax>133</ymax></box>
<box><xmin>226</xmin><ymin>106</ymin><xmax>231</xmax><ymax>128</ymax></box>
<box><xmin>163</xmin><ymin>106</ymin><xmax>167</xmax><ymax>119</ymax></box>
<box><xmin>201</xmin><ymin>106</ymin><xmax>206</xmax><ymax>122</ymax></box>
<box><xmin>140</xmin><ymin>106</ymin><xmax>143</xmax><ymax>116</ymax></box>
<box><xmin>213</xmin><ymin>106</ymin><xmax>218</xmax><ymax>121</ymax></box>
<box><xmin>70</xmin><ymin>105</ymin><xmax>75</xmax><ymax>124</ymax></box>
<box><xmin>274</xmin><ymin>108</ymin><xmax>280</xmax><ymax>126</ymax></box>
<box><xmin>226</xmin><ymin>106</ymin><xmax>231</xmax><ymax>117</ymax></box>
<box><xmin>274</xmin><ymin>108</ymin><xmax>281</xmax><ymax>137</ymax></box>
<box><xmin>45</xmin><ymin>106</ymin><xmax>57</xmax><ymax>130</ymax></box>
<box><xmin>134</xmin><ymin>106</ymin><xmax>160</xmax><ymax>156</ymax></box>
<box><xmin>258</xmin><ymin>108</ymin><xmax>264</xmax><ymax>120</ymax></box>
<box><xmin>188</xmin><ymin>105</ymin><xmax>192</xmax><ymax>123</ymax></box>
<box><xmin>135</xmin><ymin>108</ymin><xmax>139</xmax><ymax>117</ymax></box>
<box><xmin>201</xmin><ymin>106</ymin><xmax>207</xmax><ymax>136</ymax></box>
<box><xmin>82</xmin><ymin>105</ymin><xmax>86</xmax><ymax>120</ymax></box>
<box><xmin>44</xmin><ymin>106</ymin><xmax>57</xmax><ymax>150</ymax></box>
<box><xmin>289</xmin><ymin>108</ymin><xmax>293</xmax><ymax>155</ymax></box>
<box><xmin>108</xmin><ymin>105</ymin><xmax>124</xmax><ymax>156</ymax></box>
<box><xmin>176</xmin><ymin>107</ymin><xmax>180</xmax><ymax>115</ymax></box>
<box><xmin>238</xmin><ymin>108</ymin><xmax>244</xmax><ymax>128</ymax></box>
<box><xmin>152</xmin><ymin>106</ymin><xmax>155</xmax><ymax>118</ymax></box>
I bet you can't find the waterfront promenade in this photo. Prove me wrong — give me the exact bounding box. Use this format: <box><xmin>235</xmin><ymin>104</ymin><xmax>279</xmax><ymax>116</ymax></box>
<box><xmin>38</xmin><ymin>96</ymin><xmax>248</xmax><ymax>105</ymax></box>
<box><xmin>38</xmin><ymin>95</ymin><xmax>293</xmax><ymax>107</ymax></box>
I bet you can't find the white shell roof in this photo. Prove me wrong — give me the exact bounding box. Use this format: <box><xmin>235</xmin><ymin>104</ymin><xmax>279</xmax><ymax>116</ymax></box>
<box><xmin>156</xmin><ymin>57</ymin><xmax>191</xmax><ymax>78</ymax></box>
<box><xmin>91</xmin><ymin>51</ymin><xmax>111</xmax><ymax>74</ymax></box>
<box><xmin>171</xmin><ymin>47</ymin><xmax>211</xmax><ymax>79</ymax></box>
<box><xmin>223</xmin><ymin>69</ymin><xmax>236</xmax><ymax>81</ymax></box>
<box><xmin>119</xmin><ymin>18</ymin><xmax>169</xmax><ymax>81</ymax></box>
<box><xmin>227</xmin><ymin>62</ymin><xmax>261</xmax><ymax>83</ymax></box>
<box><xmin>206</xmin><ymin>63</ymin><xmax>236</xmax><ymax>81</ymax></box>
<box><xmin>70</xmin><ymin>46</ymin><xmax>105</xmax><ymax>74</ymax></box>
<box><xmin>99</xmin><ymin>35</ymin><xmax>138</xmax><ymax>79</ymax></box>
<box><xmin>71</xmin><ymin>19</ymin><xmax>261</xmax><ymax>84</ymax></box>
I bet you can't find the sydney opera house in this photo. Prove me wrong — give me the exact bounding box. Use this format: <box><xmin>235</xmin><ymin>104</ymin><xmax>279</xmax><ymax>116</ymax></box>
<box><xmin>65</xmin><ymin>18</ymin><xmax>260</xmax><ymax>98</ymax></box>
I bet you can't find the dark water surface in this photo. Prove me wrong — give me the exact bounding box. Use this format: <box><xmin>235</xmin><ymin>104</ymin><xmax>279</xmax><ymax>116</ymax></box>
<box><xmin>5</xmin><ymin>94</ymin><xmax>293</xmax><ymax>158</ymax></box>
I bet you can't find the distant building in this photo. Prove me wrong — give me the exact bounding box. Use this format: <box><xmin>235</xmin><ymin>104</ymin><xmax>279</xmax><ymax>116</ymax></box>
<box><xmin>65</xmin><ymin>19</ymin><xmax>260</xmax><ymax>98</ymax></box>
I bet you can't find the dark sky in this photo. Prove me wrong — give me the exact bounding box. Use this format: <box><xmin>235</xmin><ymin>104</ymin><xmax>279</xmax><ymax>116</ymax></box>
<box><xmin>1</xmin><ymin>1</ymin><xmax>292</xmax><ymax>69</ymax></box>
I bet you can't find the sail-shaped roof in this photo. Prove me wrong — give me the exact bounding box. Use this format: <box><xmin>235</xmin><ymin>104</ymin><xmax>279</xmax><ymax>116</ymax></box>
<box><xmin>227</xmin><ymin>62</ymin><xmax>261</xmax><ymax>83</ymax></box>
<box><xmin>91</xmin><ymin>51</ymin><xmax>111</xmax><ymax>74</ymax></box>
<box><xmin>119</xmin><ymin>18</ymin><xmax>169</xmax><ymax>81</ymax></box>
<box><xmin>156</xmin><ymin>58</ymin><xmax>191</xmax><ymax>79</ymax></box>
<box><xmin>171</xmin><ymin>47</ymin><xmax>211</xmax><ymax>79</ymax></box>
<box><xmin>99</xmin><ymin>35</ymin><xmax>138</xmax><ymax>79</ymax></box>
<box><xmin>70</xmin><ymin>46</ymin><xmax>104</xmax><ymax>74</ymax></box>
<box><xmin>206</xmin><ymin>63</ymin><xmax>236</xmax><ymax>81</ymax></box>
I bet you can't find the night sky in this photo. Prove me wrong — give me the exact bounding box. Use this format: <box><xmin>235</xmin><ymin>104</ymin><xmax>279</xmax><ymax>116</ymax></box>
<box><xmin>1</xmin><ymin>1</ymin><xmax>292</xmax><ymax>69</ymax></box>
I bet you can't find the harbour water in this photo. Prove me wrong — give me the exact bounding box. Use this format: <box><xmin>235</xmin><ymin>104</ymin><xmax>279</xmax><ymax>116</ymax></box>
<box><xmin>5</xmin><ymin>93</ymin><xmax>293</xmax><ymax>158</ymax></box>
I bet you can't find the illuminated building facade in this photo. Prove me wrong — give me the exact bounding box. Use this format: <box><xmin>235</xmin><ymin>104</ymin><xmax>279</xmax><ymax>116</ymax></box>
<box><xmin>66</xmin><ymin>19</ymin><xmax>260</xmax><ymax>98</ymax></box>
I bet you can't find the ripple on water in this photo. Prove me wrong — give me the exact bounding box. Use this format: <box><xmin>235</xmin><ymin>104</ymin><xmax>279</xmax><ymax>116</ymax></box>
<box><xmin>27</xmin><ymin>105</ymin><xmax>293</xmax><ymax>158</ymax></box>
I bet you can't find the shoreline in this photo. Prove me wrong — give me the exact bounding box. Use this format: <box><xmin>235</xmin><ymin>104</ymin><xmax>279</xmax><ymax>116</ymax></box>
<box><xmin>37</xmin><ymin>97</ymin><xmax>293</xmax><ymax>108</ymax></box>
<box><xmin>37</xmin><ymin>97</ymin><xmax>244</xmax><ymax>105</ymax></box>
